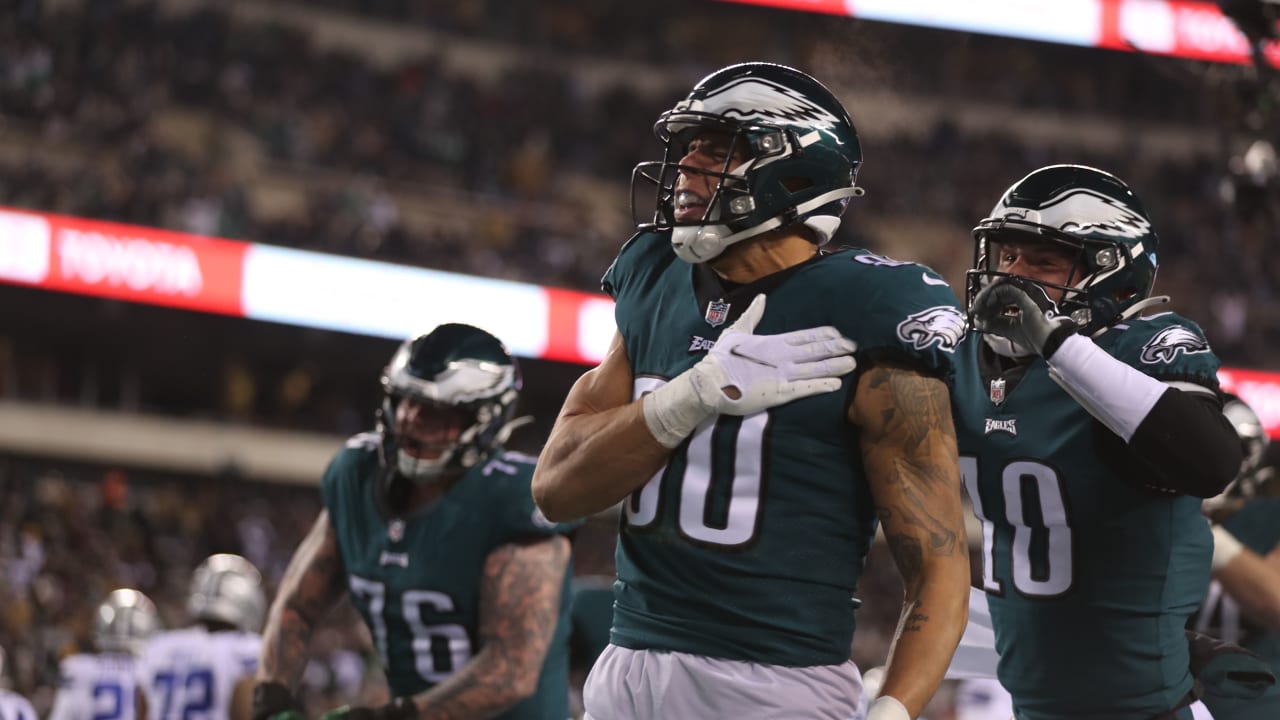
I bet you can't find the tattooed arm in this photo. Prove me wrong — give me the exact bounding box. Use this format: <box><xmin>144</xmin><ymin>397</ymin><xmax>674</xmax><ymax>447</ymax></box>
<box><xmin>408</xmin><ymin>535</ymin><xmax>571</xmax><ymax>720</ymax></box>
<box><xmin>257</xmin><ymin>509</ymin><xmax>348</xmax><ymax>687</ymax></box>
<box><xmin>850</xmin><ymin>360</ymin><xmax>970</xmax><ymax>718</ymax></box>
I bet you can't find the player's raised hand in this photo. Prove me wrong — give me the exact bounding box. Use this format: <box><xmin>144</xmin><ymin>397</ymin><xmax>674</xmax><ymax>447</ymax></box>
<box><xmin>251</xmin><ymin>682</ymin><xmax>305</xmax><ymax>720</ymax></box>
<box><xmin>971</xmin><ymin>277</ymin><xmax>1076</xmax><ymax>359</ymax></box>
<box><xmin>643</xmin><ymin>293</ymin><xmax>857</xmax><ymax>448</ymax></box>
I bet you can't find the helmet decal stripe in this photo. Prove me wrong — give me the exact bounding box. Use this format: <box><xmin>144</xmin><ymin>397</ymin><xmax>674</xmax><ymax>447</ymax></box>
<box><xmin>685</xmin><ymin>77</ymin><xmax>843</xmax><ymax>130</ymax></box>
<box><xmin>1020</xmin><ymin>188</ymin><xmax>1152</xmax><ymax>239</ymax></box>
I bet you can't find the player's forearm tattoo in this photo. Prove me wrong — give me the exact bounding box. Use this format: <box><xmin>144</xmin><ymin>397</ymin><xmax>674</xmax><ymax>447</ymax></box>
<box><xmin>861</xmin><ymin>366</ymin><xmax>963</xmax><ymax>598</ymax></box>
<box><xmin>262</xmin><ymin>514</ymin><xmax>346</xmax><ymax>684</ymax></box>
<box><xmin>415</xmin><ymin>536</ymin><xmax>569</xmax><ymax>720</ymax></box>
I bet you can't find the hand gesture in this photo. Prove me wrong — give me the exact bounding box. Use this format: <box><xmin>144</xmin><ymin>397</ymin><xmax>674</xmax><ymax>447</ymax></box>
<box><xmin>970</xmin><ymin>277</ymin><xmax>1076</xmax><ymax>359</ymax></box>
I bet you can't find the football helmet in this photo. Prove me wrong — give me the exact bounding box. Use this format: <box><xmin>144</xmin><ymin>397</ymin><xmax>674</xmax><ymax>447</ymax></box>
<box><xmin>188</xmin><ymin>554</ymin><xmax>266</xmax><ymax>633</ymax></box>
<box><xmin>378</xmin><ymin>323</ymin><xmax>522</xmax><ymax>482</ymax></box>
<box><xmin>967</xmin><ymin>164</ymin><xmax>1162</xmax><ymax>339</ymax></box>
<box><xmin>95</xmin><ymin>588</ymin><xmax>160</xmax><ymax>655</ymax></box>
<box><xmin>632</xmin><ymin>61</ymin><xmax>863</xmax><ymax>263</ymax></box>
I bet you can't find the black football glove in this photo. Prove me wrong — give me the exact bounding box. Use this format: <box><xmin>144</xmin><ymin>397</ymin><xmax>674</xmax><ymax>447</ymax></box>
<box><xmin>318</xmin><ymin>698</ymin><xmax>417</xmax><ymax>720</ymax></box>
<box><xmin>1186</xmin><ymin>628</ymin><xmax>1277</xmax><ymax>700</ymax></box>
<box><xmin>252</xmin><ymin>682</ymin><xmax>303</xmax><ymax>720</ymax></box>
<box><xmin>971</xmin><ymin>276</ymin><xmax>1078</xmax><ymax>360</ymax></box>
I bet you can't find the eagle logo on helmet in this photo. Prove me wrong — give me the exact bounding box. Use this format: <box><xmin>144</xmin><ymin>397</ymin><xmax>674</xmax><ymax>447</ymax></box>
<box><xmin>1015</xmin><ymin>188</ymin><xmax>1153</xmax><ymax>240</ymax></box>
<box><xmin>896</xmin><ymin>306</ymin><xmax>965</xmax><ymax>353</ymax></box>
<box><xmin>687</xmin><ymin>77</ymin><xmax>843</xmax><ymax>131</ymax></box>
<box><xmin>1140</xmin><ymin>325</ymin><xmax>1210</xmax><ymax>364</ymax></box>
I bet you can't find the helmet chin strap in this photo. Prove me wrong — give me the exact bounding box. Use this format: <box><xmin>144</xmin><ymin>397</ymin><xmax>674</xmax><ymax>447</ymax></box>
<box><xmin>671</xmin><ymin>187</ymin><xmax>861</xmax><ymax>263</ymax></box>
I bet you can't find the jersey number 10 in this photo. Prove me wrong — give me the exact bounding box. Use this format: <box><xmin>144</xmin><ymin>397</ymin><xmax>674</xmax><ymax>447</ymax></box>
<box><xmin>961</xmin><ymin>455</ymin><xmax>1074</xmax><ymax>597</ymax></box>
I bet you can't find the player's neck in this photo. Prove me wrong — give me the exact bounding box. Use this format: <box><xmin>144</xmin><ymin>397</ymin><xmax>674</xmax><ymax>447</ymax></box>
<box><xmin>707</xmin><ymin>231</ymin><xmax>817</xmax><ymax>284</ymax></box>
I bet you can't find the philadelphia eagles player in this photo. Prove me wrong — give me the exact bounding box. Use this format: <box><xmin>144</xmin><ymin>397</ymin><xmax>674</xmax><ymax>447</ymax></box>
<box><xmin>956</xmin><ymin>164</ymin><xmax>1243</xmax><ymax>719</ymax></box>
<box><xmin>253</xmin><ymin>324</ymin><xmax>577</xmax><ymax>720</ymax></box>
<box><xmin>1193</xmin><ymin>393</ymin><xmax>1280</xmax><ymax>720</ymax></box>
<box><xmin>532</xmin><ymin>62</ymin><xmax>971</xmax><ymax>720</ymax></box>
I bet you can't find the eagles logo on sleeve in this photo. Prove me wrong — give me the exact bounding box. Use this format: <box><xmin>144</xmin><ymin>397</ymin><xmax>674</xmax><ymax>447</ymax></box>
<box><xmin>1140</xmin><ymin>325</ymin><xmax>1211</xmax><ymax>364</ymax></box>
<box><xmin>897</xmin><ymin>306</ymin><xmax>966</xmax><ymax>353</ymax></box>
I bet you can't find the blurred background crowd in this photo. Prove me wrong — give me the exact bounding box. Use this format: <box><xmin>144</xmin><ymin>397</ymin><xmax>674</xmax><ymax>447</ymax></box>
<box><xmin>3</xmin><ymin>0</ymin><xmax>1280</xmax><ymax>718</ymax></box>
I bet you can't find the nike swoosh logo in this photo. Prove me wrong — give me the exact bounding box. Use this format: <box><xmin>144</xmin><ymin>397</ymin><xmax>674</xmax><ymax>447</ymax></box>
<box><xmin>729</xmin><ymin>346</ymin><xmax>776</xmax><ymax>368</ymax></box>
<box><xmin>922</xmin><ymin>273</ymin><xmax>949</xmax><ymax>286</ymax></box>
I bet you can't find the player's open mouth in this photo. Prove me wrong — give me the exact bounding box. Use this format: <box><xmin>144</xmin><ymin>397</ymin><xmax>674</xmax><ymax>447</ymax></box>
<box><xmin>674</xmin><ymin>190</ymin><xmax>708</xmax><ymax>222</ymax></box>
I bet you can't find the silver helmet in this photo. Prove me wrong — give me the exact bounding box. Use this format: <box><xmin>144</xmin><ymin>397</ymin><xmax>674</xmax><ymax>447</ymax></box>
<box><xmin>188</xmin><ymin>554</ymin><xmax>266</xmax><ymax>633</ymax></box>
<box><xmin>95</xmin><ymin>588</ymin><xmax>160</xmax><ymax>655</ymax></box>
<box><xmin>1204</xmin><ymin>393</ymin><xmax>1274</xmax><ymax>515</ymax></box>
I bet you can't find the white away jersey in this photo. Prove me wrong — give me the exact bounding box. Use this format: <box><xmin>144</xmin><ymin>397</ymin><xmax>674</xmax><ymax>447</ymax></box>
<box><xmin>49</xmin><ymin>653</ymin><xmax>140</xmax><ymax>720</ymax></box>
<box><xmin>0</xmin><ymin>689</ymin><xmax>37</xmax><ymax>720</ymax></box>
<box><xmin>135</xmin><ymin>627</ymin><xmax>261</xmax><ymax>720</ymax></box>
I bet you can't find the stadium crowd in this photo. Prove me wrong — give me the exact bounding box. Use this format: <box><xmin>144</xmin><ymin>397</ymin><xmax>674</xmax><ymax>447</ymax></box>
<box><xmin>1</xmin><ymin>0</ymin><xmax>1277</xmax><ymax>369</ymax></box>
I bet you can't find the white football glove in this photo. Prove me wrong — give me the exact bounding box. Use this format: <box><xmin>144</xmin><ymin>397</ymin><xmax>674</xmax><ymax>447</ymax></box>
<box><xmin>643</xmin><ymin>293</ymin><xmax>857</xmax><ymax>448</ymax></box>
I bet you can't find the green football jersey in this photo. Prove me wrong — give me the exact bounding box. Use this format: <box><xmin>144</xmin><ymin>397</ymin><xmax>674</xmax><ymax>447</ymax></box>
<box><xmin>953</xmin><ymin>313</ymin><xmax>1220</xmax><ymax>720</ymax></box>
<box><xmin>1194</xmin><ymin>497</ymin><xmax>1280</xmax><ymax>719</ymax></box>
<box><xmin>602</xmin><ymin>231</ymin><xmax>966</xmax><ymax>667</ymax></box>
<box><xmin>321</xmin><ymin>433</ymin><xmax>577</xmax><ymax>720</ymax></box>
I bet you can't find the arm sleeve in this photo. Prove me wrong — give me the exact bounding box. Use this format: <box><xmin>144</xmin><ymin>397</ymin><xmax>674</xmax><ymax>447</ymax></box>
<box><xmin>1127</xmin><ymin>387</ymin><xmax>1242</xmax><ymax>498</ymax></box>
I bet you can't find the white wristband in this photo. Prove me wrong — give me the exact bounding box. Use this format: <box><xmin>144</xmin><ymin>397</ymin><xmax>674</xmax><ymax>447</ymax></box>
<box><xmin>1045</xmin><ymin>334</ymin><xmax>1168</xmax><ymax>442</ymax></box>
<box><xmin>1212</xmin><ymin>524</ymin><xmax>1245</xmax><ymax>572</ymax></box>
<box><xmin>866</xmin><ymin>696</ymin><xmax>911</xmax><ymax>720</ymax></box>
<box><xmin>641</xmin><ymin>372</ymin><xmax>715</xmax><ymax>449</ymax></box>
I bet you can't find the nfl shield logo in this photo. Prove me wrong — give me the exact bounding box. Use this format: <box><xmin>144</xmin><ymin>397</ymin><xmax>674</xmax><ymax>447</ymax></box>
<box><xmin>705</xmin><ymin>299</ymin><xmax>731</xmax><ymax>327</ymax></box>
<box><xmin>388</xmin><ymin>519</ymin><xmax>405</xmax><ymax>543</ymax></box>
<box><xmin>989</xmin><ymin>378</ymin><xmax>1006</xmax><ymax>405</ymax></box>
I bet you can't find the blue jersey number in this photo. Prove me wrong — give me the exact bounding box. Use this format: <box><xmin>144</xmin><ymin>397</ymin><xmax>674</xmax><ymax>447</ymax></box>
<box><xmin>91</xmin><ymin>682</ymin><xmax>123</xmax><ymax>720</ymax></box>
<box><xmin>153</xmin><ymin>668</ymin><xmax>214</xmax><ymax>720</ymax></box>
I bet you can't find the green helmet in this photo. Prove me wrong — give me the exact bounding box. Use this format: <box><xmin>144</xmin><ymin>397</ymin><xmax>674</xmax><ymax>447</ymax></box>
<box><xmin>968</xmin><ymin>164</ymin><xmax>1160</xmax><ymax>336</ymax></box>
<box><xmin>632</xmin><ymin>61</ymin><xmax>863</xmax><ymax>262</ymax></box>
<box><xmin>378</xmin><ymin>323</ymin><xmax>521</xmax><ymax>482</ymax></box>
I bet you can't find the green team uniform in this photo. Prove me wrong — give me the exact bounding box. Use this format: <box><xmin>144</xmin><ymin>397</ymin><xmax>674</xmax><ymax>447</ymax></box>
<box><xmin>953</xmin><ymin>313</ymin><xmax>1220</xmax><ymax>720</ymax></box>
<box><xmin>1194</xmin><ymin>496</ymin><xmax>1280</xmax><ymax>719</ymax></box>
<box><xmin>322</xmin><ymin>433</ymin><xmax>577</xmax><ymax>720</ymax></box>
<box><xmin>602</xmin><ymin>231</ymin><xmax>966</xmax><ymax>667</ymax></box>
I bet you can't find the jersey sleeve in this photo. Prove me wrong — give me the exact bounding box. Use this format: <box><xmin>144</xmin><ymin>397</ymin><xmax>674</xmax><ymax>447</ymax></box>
<box><xmin>1108</xmin><ymin>313</ymin><xmax>1221</xmax><ymax>388</ymax></box>
<box><xmin>487</xmin><ymin>453</ymin><xmax>582</xmax><ymax>545</ymax></box>
<box><xmin>321</xmin><ymin>433</ymin><xmax>381</xmax><ymax>513</ymax></box>
<box><xmin>47</xmin><ymin>657</ymin><xmax>89</xmax><ymax>720</ymax></box>
<box><xmin>228</xmin><ymin>633</ymin><xmax>262</xmax><ymax>679</ymax></box>
<box><xmin>601</xmin><ymin>231</ymin><xmax>682</xmax><ymax>346</ymax></box>
<box><xmin>834</xmin><ymin>253</ymin><xmax>966</xmax><ymax>385</ymax></box>
<box><xmin>601</xmin><ymin>231</ymin><xmax>669</xmax><ymax>300</ymax></box>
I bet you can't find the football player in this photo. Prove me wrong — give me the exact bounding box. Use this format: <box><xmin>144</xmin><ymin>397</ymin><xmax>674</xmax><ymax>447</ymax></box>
<box><xmin>252</xmin><ymin>324</ymin><xmax>578</xmax><ymax>720</ymax></box>
<box><xmin>48</xmin><ymin>588</ymin><xmax>160</xmax><ymax>720</ymax></box>
<box><xmin>956</xmin><ymin>164</ymin><xmax>1244</xmax><ymax>719</ymax></box>
<box><xmin>1193</xmin><ymin>393</ymin><xmax>1280</xmax><ymax>719</ymax></box>
<box><xmin>531</xmin><ymin>62</ymin><xmax>971</xmax><ymax>720</ymax></box>
<box><xmin>135</xmin><ymin>554</ymin><xmax>266</xmax><ymax>720</ymax></box>
<box><xmin>0</xmin><ymin>645</ymin><xmax>37</xmax><ymax>720</ymax></box>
